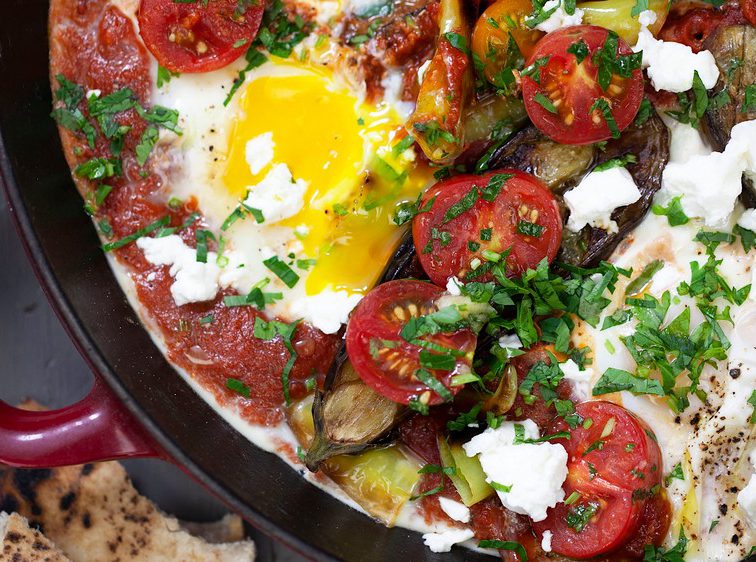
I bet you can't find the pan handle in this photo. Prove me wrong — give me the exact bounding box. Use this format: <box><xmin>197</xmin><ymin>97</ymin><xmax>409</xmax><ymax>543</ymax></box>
<box><xmin>0</xmin><ymin>378</ymin><xmax>159</xmax><ymax>467</ymax></box>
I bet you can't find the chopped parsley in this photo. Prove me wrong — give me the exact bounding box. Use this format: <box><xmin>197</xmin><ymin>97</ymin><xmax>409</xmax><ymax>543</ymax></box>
<box><xmin>652</xmin><ymin>196</ymin><xmax>689</xmax><ymax>226</ymax></box>
<box><xmin>516</xmin><ymin>220</ymin><xmax>545</xmax><ymax>238</ymax></box>
<box><xmin>226</xmin><ymin>378</ymin><xmax>251</xmax><ymax>398</ymax></box>
<box><xmin>263</xmin><ymin>255</ymin><xmax>300</xmax><ymax>288</ymax></box>
<box><xmin>253</xmin><ymin>317</ymin><xmax>300</xmax><ymax>406</ymax></box>
<box><xmin>533</xmin><ymin>92</ymin><xmax>557</xmax><ymax>114</ymax></box>
<box><xmin>566</xmin><ymin>501</ymin><xmax>599</xmax><ymax>532</ymax></box>
<box><xmin>477</xmin><ymin>540</ymin><xmax>528</xmax><ymax>561</ymax></box>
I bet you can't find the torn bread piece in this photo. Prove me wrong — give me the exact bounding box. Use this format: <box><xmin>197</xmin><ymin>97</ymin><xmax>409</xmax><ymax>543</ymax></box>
<box><xmin>0</xmin><ymin>462</ymin><xmax>255</xmax><ymax>562</ymax></box>
<box><xmin>1</xmin><ymin>511</ymin><xmax>70</xmax><ymax>561</ymax></box>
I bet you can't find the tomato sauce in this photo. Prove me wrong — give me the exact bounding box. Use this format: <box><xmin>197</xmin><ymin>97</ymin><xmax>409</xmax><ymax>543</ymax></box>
<box><xmin>49</xmin><ymin>0</ymin><xmax>339</xmax><ymax>426</ymax></box>
<box><xmin>658</xmin><ymin>0</ymin><xmax>746</xmax><ymax>52</ymax></box>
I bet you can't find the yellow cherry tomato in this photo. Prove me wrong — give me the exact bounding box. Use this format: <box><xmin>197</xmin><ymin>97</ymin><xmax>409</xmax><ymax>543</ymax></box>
<box><xmin>472</xmin><ymin>0</ymin><xmax>545</xmax><ymax>85</ymax></box>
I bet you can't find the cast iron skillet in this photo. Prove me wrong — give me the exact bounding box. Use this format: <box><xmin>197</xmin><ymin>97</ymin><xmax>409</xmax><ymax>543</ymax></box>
<box><xmin>0</xmin><ymin>2</ymin><xmax>490</xmax><ymax>561</ymax></box>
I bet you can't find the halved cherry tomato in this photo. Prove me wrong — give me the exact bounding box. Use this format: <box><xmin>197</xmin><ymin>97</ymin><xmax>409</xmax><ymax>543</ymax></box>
<box><xmin>472</xmin><ymin>0</ymin><xmax>544</xmax><ymax>84</ymax></box>
<box><xmin>521</xmin><ymin>25</ymin><xmax>644</xmax><ymax>145</ymax></box>
<box><xmin>138</xmin><ymin>0</ymin><xmax>264</xmax><ymax>73</ymax></box>
<box><xmin>533</xmin><ymin>401</ymin><xmax>664</xmax><ymax>559</ymax></box>
<box><xmin>412</xmin><ymin>170</ymin><xmax>562</xmax><ymax>286</ymax></box>
<box><xmin>345</xmin><ymin>280</ymin><xmax>477</xmax><ymax>406</ymax></box>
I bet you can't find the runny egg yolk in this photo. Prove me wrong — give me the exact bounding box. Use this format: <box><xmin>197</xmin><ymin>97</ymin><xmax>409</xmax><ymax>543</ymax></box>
<box><xmin>224</xmin><ymin>65</ymin><xmax>432</xmax><ymax>295</ymax></box>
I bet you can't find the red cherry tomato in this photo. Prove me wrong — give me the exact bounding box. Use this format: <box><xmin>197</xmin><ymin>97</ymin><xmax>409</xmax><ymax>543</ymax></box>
<box><xmin>345</xmin><ymin>280</ymin><xmax>477</xmax><ymax>406</ymax></box>
<box><xmin>533</xmin><ymin>401</ymin><xmax>663</xmax><ymax>559</ymax></box>
<box><xmin>522</xmin><ymin>26</ymin><xmax>644</xmax><ymax>145</ymax></box>
<box><xmin>138</xmin><ymin>0</ymin><xmax>264</xmax><ymax>73</ymax></box>
<box><xmin>412</xmin><ymin>170</ymin><xmax>562</xmax><ymax>286</ymax></box>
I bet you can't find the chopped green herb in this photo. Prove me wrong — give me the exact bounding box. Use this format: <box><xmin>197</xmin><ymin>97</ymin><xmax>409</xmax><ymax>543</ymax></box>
<box><xmin>477</xmin><ymin>540</ymin><xmax>527</xmax><ymax>561</ymax></box>
<box><xmin>533</xmin><ymin>92</ymin><xmax>557</xmax><ymax>113</ymax></box>
<box><xmin>226</xmin><ymin>378</ymin><xmax>251</xmax><ymax>398</ymax></box>
<box><xmin>102</xmin><ymin>215</ymin><xmax>170</xmax><ymax>252</ymax></box>
<box><xmin>516</xmin><ymin>220</ymin><xmax>545</xmax><ymax>238</ymax></box>
<box><xmin>263</xmin><ymin>255</ymin><xmax>300</xmax><ymax>288</ymax></box>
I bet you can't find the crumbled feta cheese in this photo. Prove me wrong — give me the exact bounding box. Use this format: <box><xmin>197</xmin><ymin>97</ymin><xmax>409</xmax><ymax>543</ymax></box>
<box><xmin>565</xmin><ymin>167</ymin><xmax>642</xmax><ymax>233</ymax></box>
<box><xmin>560</xmin><ymin>359</ymin><xmax>592</xmax><ymax>400</ymax></box>
<box><xmin>349</xmin><ymin>0</ymin><xmax>386</xmax><ymax>15</ymax></box>
<box><xmin>381</xmin><ymin>70</ymin><xmax>414</xmax><ymax>119</ymax></box>
<box><xmin>245</xmin><ymin>132</ymin><xmax>275</xmax><ymax>175</ymax></box>
<box><xmin>243</xmin><ymin>164</ymin><xmax>307</xmax><ymax>224</ymax></box>
<box><xmin>86</xmin><ymin>89</ymin><xmax>101</xmax><ymax>99</ymax></box>
<box><xmin>463</xmin><ymin>420</ymin><xmax>568</xmax><ymax>522</ymax></box>
<box><xmin>499</xmin><ymin>333</ymin><xmax>523</xmax><ymax>349</ymax></box>
<box><xmin>738</xmin><ymin>209</ymin><xmax>756</xmax><ymax>232</ymax></box>
<box><xmin>289</xmin><ymin>290</ymin><xmax>363</xmax><ymax>334</ymax></box>
<box><xmin>663</xmin><ymin>117</ymin><xmax>710</xmax><ymax>164</ymax></box>
<box><xmin>137</xmin><ymin>235</ymin><xmax>223</xmax><ymax>306</ymax></box>
<box><xmin>730</xmin><ymin>119</ymin><xmax>756</xmax><ymax>184</ymax></box>
<box><xmin>660</xmin><ymin>120</ymin><xmax>756</xmax><ymax>227</ymax></box>
<box><xmin>315</xmin><ymin>0</ymin><xmax>339</xmax><ymax>24</ymax></box>
<box><xmin>422</xmin><ymin>528</ymin><xmax>475</xmax><ymax>553</ymax></box>
<box><xmin>541</xmin><ymin>530</ymin><xmax>553</xmax><ymax>553</ymax></box>
<box><xmin>438</xmin><ymin>497</ymin><xmax>471</xmax><ymax>523</ymax></box>
<box><xmin>528</xmin><ymin>0</ymin><xmax>584</xmax><ymax>33</ymax></box>
<box><xmin>633</xmin><ymin>12</ymin><xmax>719</xmax><ymax>93</ymax></box>
<box><xmin>446</xmin><ymin>276</ymin><xmax>463</xmax><ymax>296</ymax></box>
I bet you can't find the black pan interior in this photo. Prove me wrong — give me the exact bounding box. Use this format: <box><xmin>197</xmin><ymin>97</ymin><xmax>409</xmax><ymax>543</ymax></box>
<box><xmin>0</xmin><ymin>2</ymin><xmax>491</xmax><ymax>561</ymax></box>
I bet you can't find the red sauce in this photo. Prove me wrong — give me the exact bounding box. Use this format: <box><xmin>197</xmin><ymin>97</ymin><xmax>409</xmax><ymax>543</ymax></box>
<box><xmin>49</xmin><ymin>0</ymin><xmax>339</xmax><ymax>426</ymax></box>
<box><xmin>658</xmin><ymin>0</ymin><xmax>746</xmax><ymax>52</ymax></box>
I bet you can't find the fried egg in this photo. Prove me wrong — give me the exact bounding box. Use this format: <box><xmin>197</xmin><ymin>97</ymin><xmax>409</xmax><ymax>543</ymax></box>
<box><xmin>152</xmin><ymin>35</ymin><xmax>431</xmax><ymax>333</ymax></box>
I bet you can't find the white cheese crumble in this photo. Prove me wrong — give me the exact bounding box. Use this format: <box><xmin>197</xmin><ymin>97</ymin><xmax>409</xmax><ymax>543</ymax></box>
<box><xmin>663</xmin><ymin>117</ymin><xmax>711</xmax><ymax>164</ymax></box>
<box><xmin>738</xmin><ymin>209</ymin><xmax>756</xmax><ymax>232</ymax></box>
<box><xmin>565</xmin><ymin>166</ymin><xmax>642</xmax><ymax>233</ymax></box>
<box><xmin>137</xmin><ymin>235</ymin><xmax>225</xmax><ymax>306</ymax></box>
<box><xmin>422</xmin><ymin>528</ymin><xmax>475</xmax><ymax>553</ymax></box>
<box><xmin>541</xmin><ymin>530</ymin><xmax>553</xmax><ymax>553</ymax></box>
<box><xmin>528</xmin><ymin>0</ymin><xmax>584</xmax><ymax>33</ymax></box>
<box><xmin>288</xmin><ymin>289</ymin><xmax>363</xmax><ymax>334</ymax></box>
<box><xmin>660</xmin><ymin>120</ymin><xmax>756</xmax><ymax>227</ymax></box>
<box><xmin>560</xmin><ymin>359</ymin><xmax>592</xmax><ymax>401</ymax></box>
<box><xmin>315</xmin><ymin>0</ymin><xmax>339</xmax><ymax>24</ymax></box>
<box><xmin>381</xmin><ymin>70</ymin><xmax>414</xmax><ymax>119</ymax></box>
<box><xmin>499</xmin><ymin>333</ymin><xmax>523</xmax><ymax>349</ymax></box>
<box><xmin>463</xmin><ymin>420</ymin><xmax>568</xmax><ymax>522</ymax></box>
<box><xmin>438</xmin><ymin>497</ymin><xmax>471</xmax><ymax>523</ymax></box>
<box><xmin>446</xmin><ymin>276</ymin><xmax>463</xmax><ymax>296</ymax></box>
<box><xmin>243</xmin><ymin>163</ymin><xmax>307</xmax><ymax>224</ymax></box>
<box><xmin>245</xmin><ymin>132</ymin><xmax>275</xmax><ymax>175</ymax></box>
<box><xmin>633</xmin><ymin>11</ymin><xmax>719</xmax><ymax>93</ymax></box>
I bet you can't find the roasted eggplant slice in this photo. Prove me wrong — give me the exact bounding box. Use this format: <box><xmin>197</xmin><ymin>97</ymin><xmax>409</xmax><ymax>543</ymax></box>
<box><xmin>489</xmin><ymin>114</ymin><xmax>669</xmax><ymax>266</ymax></box>
<box><xmin>701</xmin><ymin>24</ymin><xmax>756</xmax><ymax>206</ymax></box>
<box><xmin>701</xmin><ymin>24</ymin><xmax>756</xmax><ymax>152</ymax></box>
<box><xmin>561</xmin><ymin>112</ymin><xmax>670</xmax><ymax>267</ymax></box>
<box><xmin>305</xmin><ymin>230</ymin><xmax>423</xmax><ymax>471</ymax></box>
<box><xmin>487</xmin><ymin>125</ymin><xmax>596</xmax><ymax>193</ymax></box>
<box><xmin>304</xmin><ymin>348</ymin><xmax>405</xmax><ymax>471</ymax></box>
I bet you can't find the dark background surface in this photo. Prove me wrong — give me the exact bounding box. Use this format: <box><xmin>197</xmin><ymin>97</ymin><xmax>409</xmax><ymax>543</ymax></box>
<box><xmin>0</xmin><ymin>199</ymin><xmax>304</xmax><ymax>562</ymax></box>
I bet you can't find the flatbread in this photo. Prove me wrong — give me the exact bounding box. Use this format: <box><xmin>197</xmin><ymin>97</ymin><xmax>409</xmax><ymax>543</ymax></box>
<box><xmin>0</xmin><ymin>511</ymin><xmax>70</xmax><ymax>562</ymax></box>
<box><xmin>0</xmin><ymin>462</ymin><xmax>255</xmax><ymax>562</ymax></box>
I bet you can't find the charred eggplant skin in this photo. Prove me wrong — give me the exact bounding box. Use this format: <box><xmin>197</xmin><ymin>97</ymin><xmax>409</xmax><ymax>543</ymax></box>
<box><xmin>562</xmin><ymin>112</ymin><xmax>670</xmax><ymax>267</ymax></box>
<box><xmin>701</xmin><ymin>24</ymin><xmax>756</xmax><ymax>152</ymax></box>
<box><xmin>304</xmin><ymin>230</ymin><xmax>423</xmax><ymax>472</ymax></box>
<box><xmin>490</xmin><ymin>114</ymin><xmax>669</xmax><ymax>267</ymax></box>
<box><xmin>701</xmin><ymin>24</ymin><xmax>756</xmax><ymax>206</ymax></box>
